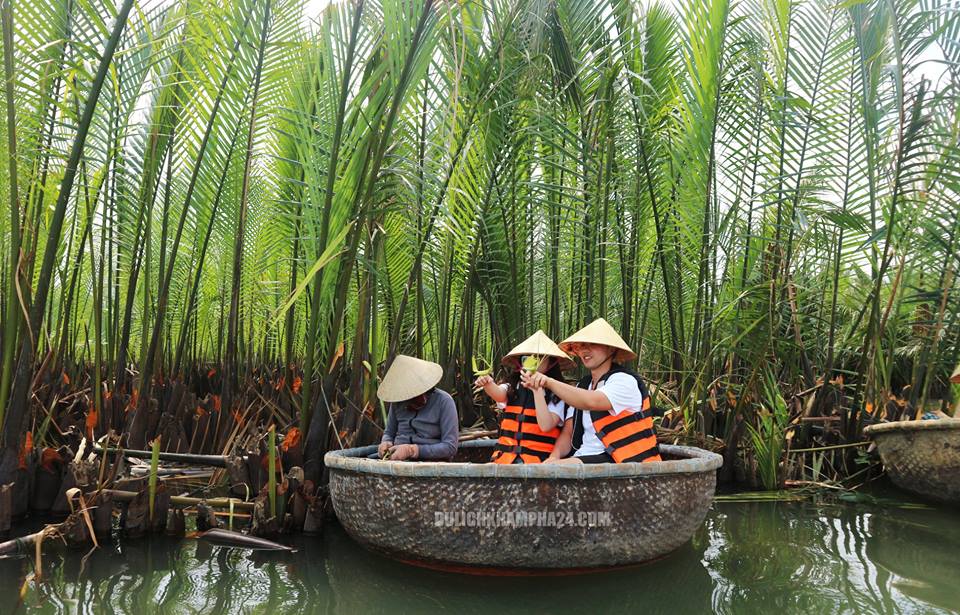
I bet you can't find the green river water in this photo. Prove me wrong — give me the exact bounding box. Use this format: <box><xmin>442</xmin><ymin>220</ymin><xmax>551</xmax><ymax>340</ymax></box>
<box><xmin>1</xmin><ymin>490</ymin><xmax>958</xmax><ymax>614</ymax></box>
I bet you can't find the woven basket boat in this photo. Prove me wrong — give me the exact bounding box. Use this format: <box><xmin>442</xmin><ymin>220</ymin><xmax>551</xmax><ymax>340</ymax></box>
<box><xmin>863</xmin><ymin>419</ymin><xmax>960</xmax><ymax>504</ymax></box>
<box><xmin>324</xmin><ymin>440</ymin><xmax>722</xmax><ymax>573</ymax></box>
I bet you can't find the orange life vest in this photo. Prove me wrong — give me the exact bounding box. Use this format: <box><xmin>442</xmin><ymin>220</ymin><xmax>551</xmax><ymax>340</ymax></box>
<box><xmin>492</xmin><ymin>387</ymin><xmax>560</xmax><ymax>464</ymax></box>
<box><xmin>572</xmin><ymin>366</ymin><xmax>661</xmax><ymax>463</ymax></box>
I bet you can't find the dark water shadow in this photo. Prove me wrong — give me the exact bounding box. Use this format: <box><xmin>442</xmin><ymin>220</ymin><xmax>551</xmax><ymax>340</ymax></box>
<box><xmin>318</xmin><ymin>523</ymin><xmax>714</xmax><ymax>614</ymax></box>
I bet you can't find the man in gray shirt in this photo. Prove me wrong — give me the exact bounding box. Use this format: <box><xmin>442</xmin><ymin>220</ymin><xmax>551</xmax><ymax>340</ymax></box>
<box><xmin>376</xmin><ymin>355</ymin><xmax>459</xmax><ymax>461</ymax></box>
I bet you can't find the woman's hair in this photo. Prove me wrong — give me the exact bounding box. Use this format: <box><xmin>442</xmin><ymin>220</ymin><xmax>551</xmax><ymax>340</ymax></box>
<box><xmin>505</xmin><ymin>359</ymin><xmax>564</xmax><ymax>405</ymax></box>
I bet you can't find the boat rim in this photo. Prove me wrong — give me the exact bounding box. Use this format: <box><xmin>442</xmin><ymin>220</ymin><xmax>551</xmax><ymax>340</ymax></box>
<box><xmin>324</xmin><ymin>440</ymin><xmax>722</xmax><ymax>479</ymax></box>
<box><xmin>863</xmin><ymin>418</ymin><xmax>960</xmax><ymax>437</ymax></box>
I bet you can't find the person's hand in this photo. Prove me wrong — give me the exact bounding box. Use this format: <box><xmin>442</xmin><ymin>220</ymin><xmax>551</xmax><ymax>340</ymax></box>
<box><xmin>543</xmin><ymin>456</ymin><xmax>562</xmax><ymax>465</ymax></box>
<box><xmin>388</xmin><ymin>443</ymin><xmax>419</xmax><ymax>461</ymax></box>
<box><xmin>521</xmin><ymin>371</ymin><xmax>550</xmax><ymax>390</ymax></box>
<box><xmin>474</xmin><ymin>374</ymin><xmax>494</xmax><ymax>389</ymax></box>
<box><xmin>378</xmin><ymin>441</ymin><xmax>392</xmax><ymax>458</ymax></box>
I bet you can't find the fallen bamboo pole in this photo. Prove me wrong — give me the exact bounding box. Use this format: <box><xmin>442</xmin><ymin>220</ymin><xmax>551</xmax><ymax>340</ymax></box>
<box><xmin>128</xmin><ymin>468</ymin><xmax>214</xmax><ymax>478</ymax></box>
<box><xmin>457</xmin><ymin>430</ymin><xmax>498</xmax><ymax>442</ymax></box>
<box><xmin>0</xmin><ymin>531</ymin><xmax>41</xmax><ymax>557</ymax></box>
<box><xmin>96</xmin><ymin>447</ymin><xmax>237</xmax><ymax>467</ymax></box>
<box><xmin>787</xmin><ymin>441</ymin><xmax>870</xmax><ymax>454</ymax></box>
<box><xmin>102</xmin><ymin>489</ymin><xmax>255</xmax><ymax>512</ymax></box>
<box><xmin>107</xmin><ymin>433</ymin><xmax>499</xmax><ymax>463</ymax></box>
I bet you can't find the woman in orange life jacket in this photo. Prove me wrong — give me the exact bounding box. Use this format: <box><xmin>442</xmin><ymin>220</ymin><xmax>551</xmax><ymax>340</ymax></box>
<box><xmin>474</xmin><ymin>330</ymin><xmax>575</xmax><ymax>464</ymax></box>
<box><xmin>521</xmin><ymin>318</ymin><xmax>661</xmax><ymax>464</ymax></box>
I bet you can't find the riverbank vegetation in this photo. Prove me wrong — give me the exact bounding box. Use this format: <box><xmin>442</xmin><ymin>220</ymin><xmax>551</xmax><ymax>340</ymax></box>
<box><xmin>0</xmin><ymin>0</ymin><xmax>958</xmax><ymax>500</ymax></box>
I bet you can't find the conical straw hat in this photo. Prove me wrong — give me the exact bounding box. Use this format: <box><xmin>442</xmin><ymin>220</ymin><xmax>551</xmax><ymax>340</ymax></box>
<box><xmin>501</xmin><ymin>330</ymin><xmax>575</xmax><ymax>371</ymax></box>
<box><xmin>377</xmin><ymin>355</ymin><xmax>443</xmax><ymax>403</ymax></box>
<box><xmin>559</xmin><ymin>318</ymin><xmax>636</xmax><ymax>362</ymax></box>
<box><xmin>951</xmin><ymin>363</ymin><xmax>960</xmax><ymax>384</ymax></box>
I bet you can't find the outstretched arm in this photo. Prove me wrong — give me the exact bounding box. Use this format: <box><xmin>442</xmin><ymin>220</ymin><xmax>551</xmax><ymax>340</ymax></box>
<box><xmin>474</xmin><ymin>375</ymin><xmax>508</xmax><ymax>404</ymax></box>
<box><xmin>521</xmin><ymin>372</ymin><xmax>612</xmax><ymax>412</ymax></box>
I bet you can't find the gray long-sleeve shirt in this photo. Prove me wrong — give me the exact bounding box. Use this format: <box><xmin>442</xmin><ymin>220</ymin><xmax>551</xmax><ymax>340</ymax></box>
<box><xmin>381</xmin><ymin>389</ymin><xmax>459</xmax><ymax>460</ymax></box>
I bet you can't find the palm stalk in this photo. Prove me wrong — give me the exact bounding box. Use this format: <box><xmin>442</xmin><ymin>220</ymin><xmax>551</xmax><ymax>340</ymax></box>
<box><xmin>224</xmin><ymin>0</ymin><xmax>273</xmax><ymax>416</ymax></box>
<box><xmin>267</xmin><ymin>425</ymin><xmax>277</xmax><ymax>519</ymax></box>
<box><xmin>0</xmin><ymin>0</ymin><xmax>21</xmax><ymax>422</ymax></box>
<box><xmin>300</xmin><ymin>0</ymin><xmax>365</xmax><ymax>433</ymax></box>
<box><xmin>1</xmin><ymin>0</ymin><xmax>135</xmax><ymax>481</ymax></box>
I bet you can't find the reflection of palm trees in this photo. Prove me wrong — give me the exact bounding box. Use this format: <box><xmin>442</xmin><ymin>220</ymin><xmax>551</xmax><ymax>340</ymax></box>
<box><xmin>827</xmin><ymin>505</ymin><xmax>892</xmax><ymax>613</ymax></box>
<box><xmin>75</xmin><ymin>545</ymin><xmax>125</xmax><ymax>614</ymax></box>
<box><xmin>188</xmin><ymin>539</ymin><xmax>244</xmax><ymax>612</ymax></box>
<box><xmin>866</xmin><ymin>510</ymin><xmax>960</xmax><ymax>612</ymax></box>
<box><xmin>0</xmin><ymin>523</ymin><xmax>713</xmax><ymax>614</ymax></box>
<box><xmin>2</xmin><ymin>532</ymin><xmax>321</xmax><ymax>613</ymax></box>
<box><xmin>706</xmin><ymin>503</ymin><xmax>836</xmax><ymax>611</ymax></box>
<box><xmin>706</xmin><ymin>503</ymin><xmax>854</xmax><ymax>612</ymax></box>
<box><xmin>188</xmin><ymin>534</ymin><xmax>320</xmax><ymax>613</ymax></box>
<box><xmin>5</xmin><ymin>504</ymin><xmax>957</xmax><ymax>614</ymax></box>
<box><xmin>156</xmin><ymin>544</ymin><xmax>187</xmax><ymax>611</ymax></box>
<box><xmin>123</xmin><ymin>541</ymin><xmax>156</xmax><ymax>612</ymax></box>
<box><xmin>703</xmin><ymin>501</ymin><xmax>958</xmax><ymax>614</ymax></box>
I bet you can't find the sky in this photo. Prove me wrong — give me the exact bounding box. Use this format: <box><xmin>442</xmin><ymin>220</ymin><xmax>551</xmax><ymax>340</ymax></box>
<box><xmin>302</xmin><ymin>0</ymin><xmax>336</xmax><ymax>28</ymax></box>
<box><xmin>295</xmin><ymin>0</ymin><xmax>950</xmax><ymax>85</ymax></box>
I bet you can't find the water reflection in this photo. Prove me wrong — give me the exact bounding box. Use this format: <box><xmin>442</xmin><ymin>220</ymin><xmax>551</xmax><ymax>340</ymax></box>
<box><xmin>702</xmin><ymin>500</ymin><xmax>960</xmax><ymax>614</ymax></box>
<box><xmin>1</xmin><ymin>496</ymin><xmax>958</xmax><ymax>614</ymax></box>
<box><xmin>322</xmin><ymin>530</ymin><xmax>714</xmax><ymax>613</ymax></box>
<box><xmin>866</xmin><ymin>506</ymin><xmax>960</xmax><ymax>612</ymax></box>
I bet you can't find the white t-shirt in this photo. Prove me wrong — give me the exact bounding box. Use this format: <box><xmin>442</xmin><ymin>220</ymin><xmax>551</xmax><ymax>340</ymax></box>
<box><xmin>497</xmin><ymin>383</ymin><xmax>568</xmax><ymax>428</ymax></box>
<box><xmin>573</xmin><ymin>373</ymin><xmax>642</xmax><ymax>457</ymax></box>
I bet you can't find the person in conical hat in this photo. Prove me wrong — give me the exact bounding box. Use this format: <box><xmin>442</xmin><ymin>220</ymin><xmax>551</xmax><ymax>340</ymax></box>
<box><xmin>376</xmin><ymin>355</ymin><xmax>459</xmax><ymax>461</ymax></box>
<box><xmin>521</xmin><ymin>318</ymin><xmax>661</xmax><ymax>464</ymax></box>
<box><xmin>474</xmin><ymin>330</ymin><xmax>574</xmax><ymax>464</ymax></box>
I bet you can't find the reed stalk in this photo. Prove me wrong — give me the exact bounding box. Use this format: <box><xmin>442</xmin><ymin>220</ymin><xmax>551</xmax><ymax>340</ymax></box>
<box><xmin>267</xmin><ymin>426</ymin><xmax>277</xmax><ymax>520</ymax></box>
<box><xmin>148</xmin><ymin>436</ymin><xmax>160</xmax><ymax>523</ymax></box>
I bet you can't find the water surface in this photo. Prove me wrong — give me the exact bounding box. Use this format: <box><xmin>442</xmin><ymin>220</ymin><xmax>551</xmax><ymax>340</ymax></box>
<box><xmin>2</xmin><ymin>491</ymin><xmax>958</xmax><ymax>614</ymax></box>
